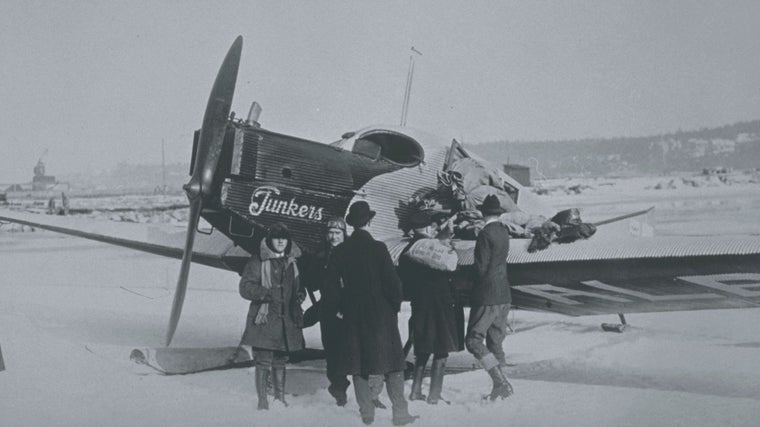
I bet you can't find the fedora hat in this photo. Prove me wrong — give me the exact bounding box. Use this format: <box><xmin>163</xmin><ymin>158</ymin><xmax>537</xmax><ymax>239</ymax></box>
<box><xmin>477</xmin><ymin>194</ymin><xmax>505</xmax><ymax>216</ymax></box>
<box><xmin>345</xmin><ymin>201</ymin><xmax>376</xmax><ymax>227</ymax></box>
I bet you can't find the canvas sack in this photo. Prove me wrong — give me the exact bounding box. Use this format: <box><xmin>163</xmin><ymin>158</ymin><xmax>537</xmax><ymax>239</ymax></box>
<box><xmin>406</xmin><ymin>238</ymin><xmax>459</xmax><ymax>272</ymax></box>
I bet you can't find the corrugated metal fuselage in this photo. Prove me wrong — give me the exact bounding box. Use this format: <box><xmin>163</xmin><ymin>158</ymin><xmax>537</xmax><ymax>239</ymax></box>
<box><xmin>197</xmin><ymin>121</ymin><xmax>550</xmax><ymax>257</ymax></box>
<box><xmin>199</xmin><ymin>123</ymin><xmax>434</xmax><ymax>255</ymax></box>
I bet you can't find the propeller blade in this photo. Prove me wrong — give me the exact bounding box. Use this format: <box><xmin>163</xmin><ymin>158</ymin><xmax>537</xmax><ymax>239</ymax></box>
<box><xmin>165</xmin><ymin>36</ymin><xmax>243</xmax><ymax>346</ymax></box>
<box><xmin>593</xmin><ymin>206</ymin><xmax>655</xmax><ymax>227</ymax></box>
<box><xmin>165</xmin><ymin>198</ymin><xmax>202</xmax><ymax>346</ymax></box>
<box><xmin>185</xmin><ymin>35</ymin><xmax>243</xmax><ymax>199</ymax></box>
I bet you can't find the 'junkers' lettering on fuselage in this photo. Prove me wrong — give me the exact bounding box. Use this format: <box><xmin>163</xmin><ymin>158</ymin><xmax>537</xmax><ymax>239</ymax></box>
<box><xmin>248</xmin><ymin>186</ymin><xmax>324</xmax><ymax>221</ymax></box>
<box><xmin>513</xmin><ymin>273</ymin><xmax>760</xmax><ymax>306</ymax></box>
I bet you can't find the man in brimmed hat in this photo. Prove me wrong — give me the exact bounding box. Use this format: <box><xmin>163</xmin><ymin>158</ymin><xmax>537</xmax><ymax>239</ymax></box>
<box><xmin>325</xmin><ymin>201</ymin><xmax>418</xmax><ymax>425</ymax></box>
<box><xmin>397</xmin><ymin>211</ymin><xmax>463</xmax><ymax>405</ymax></box>
<box><xmin>301</xmin><ymin>217</ymin><xmax>387</xmax><ymax>409</ymax></box>
<box><xmin>344</xmin><ymin>200</ymin><xmax>376</xmax><ymax>229</ymax></box>
<box><xmin>465</xmin><ymin>194</ymin><xmax>514</xmax><ymax>401</ymax></box>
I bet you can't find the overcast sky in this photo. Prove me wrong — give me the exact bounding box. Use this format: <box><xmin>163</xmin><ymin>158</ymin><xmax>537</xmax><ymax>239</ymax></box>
<box><xmin>1</xmin><ymin>0</ymin><xmax>759</xmax><ymax>182</ymax></box>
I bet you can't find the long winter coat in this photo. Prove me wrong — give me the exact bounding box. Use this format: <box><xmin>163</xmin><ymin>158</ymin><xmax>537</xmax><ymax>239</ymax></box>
<box><xmin>471</xmin><ymin>221</ymin><xmax>511</xmax><ymax>306</ymax></box>
<box><xmin>299</xmin><ymin>244</ymin><xmax>335</xmax><ymax>323</ymax></box>
<box><xmin>324</xmin><ymin>229</ymin><xmax>406</xmax><ymax>376</ymax></box>
<box><xmin>239</xmin><ymin>240</ymin><xmax>305</xmax><ymax>352</ymax></box>
<box><xmin>397</xmin><ymin>238</ymin><xmax>464</xmax><ymax>354</ymax></box>
<box><xmin>300</xmin><ymin>245</ymin><xmax>342</xmax><ymax>365</ymax></box>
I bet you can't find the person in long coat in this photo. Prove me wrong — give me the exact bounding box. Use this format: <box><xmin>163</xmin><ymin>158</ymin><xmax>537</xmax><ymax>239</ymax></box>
<box><xmin>397</xmin><ymin>211</ymin><xmax>463</xmax><ymax>404</ymax></box>
<box><xmin>301</xmin><ymin>217</ymin><xmax>388</xmax><ymax>408</ymax></box>
<box><xmin>239</xmin><ymin>223</ymin><xmax>305</xmax><ymax>410</ymax></box>
<box><xmin>300</xmin><ymin>217</ymin><xmax>350</xmax><ymax>404</ymax></box>
<box><xmin>324</xmin><ymin>201</ymin><xmax>418</xmax><ymax>426</ymax></box>
<box><xmin>464</xmin><ymin>194</ymin><xmax>514</xmax><ymax>401</ymax></box>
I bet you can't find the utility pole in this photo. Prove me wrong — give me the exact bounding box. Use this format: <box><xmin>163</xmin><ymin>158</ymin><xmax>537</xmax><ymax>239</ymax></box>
<box><xmin>400</xmin><ymin>46</ymin><xmax>423</xmax><ymax>126</ymax></box>
<box><xmin>161</xmin><ymin>138</ymin><xmax>167</xmax><ymax>195</ymax></box>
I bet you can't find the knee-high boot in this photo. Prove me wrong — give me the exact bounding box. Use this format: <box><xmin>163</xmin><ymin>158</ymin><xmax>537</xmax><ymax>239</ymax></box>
<box><xmin>272</xmin><ymin>366</ymin><xmax>288</xmax><ymax>406</ymax></box>
<box><xmin>408</xmin><ymin>353</ymin><xmax>430</xmax><ymax>401</ymax></box>
<box><xmin>427</xmin><ymin>357</ymin><xmax>447</xmax><ymax>404</ymax></box>
<box><xmin>386</xmin><ymin>371</ymin><xmax>418</xmax><ymax>426</ymax></box>
<box><xmin>486</xmin><ymin>366</ymin><xmax>514</xmax><ymax>401</ymax></box>
<box><xmin>255</xmin><ymin>367</ymin><xmax>270</xmax><ymax>410</ymax></box>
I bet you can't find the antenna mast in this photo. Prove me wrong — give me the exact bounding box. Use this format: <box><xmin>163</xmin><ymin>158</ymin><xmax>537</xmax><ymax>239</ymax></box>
<box><xmin>400</xmin><ymin>47</ymin><xmax>422</xmax><ymax>126</ymax></box>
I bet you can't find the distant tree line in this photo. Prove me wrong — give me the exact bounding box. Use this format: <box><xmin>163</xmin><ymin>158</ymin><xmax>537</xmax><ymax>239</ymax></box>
<box><xmin>470</xmin><ymin>120</ymin><xmax>760</xmax><ymax>177</ymax></box>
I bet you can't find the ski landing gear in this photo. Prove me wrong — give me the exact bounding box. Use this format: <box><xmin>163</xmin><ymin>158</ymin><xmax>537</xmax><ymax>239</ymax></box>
<box><xmin>601</xmin><ymin>313</ymin><xmax>628</xmax><ymax>333</ymax></box>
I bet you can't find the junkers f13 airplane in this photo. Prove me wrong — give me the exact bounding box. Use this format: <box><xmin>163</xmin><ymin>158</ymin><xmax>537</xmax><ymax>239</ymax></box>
<box><xmin>2</xmin><ymin>36</ymin><xmax>760</xmax><ymax>371</ymax></box>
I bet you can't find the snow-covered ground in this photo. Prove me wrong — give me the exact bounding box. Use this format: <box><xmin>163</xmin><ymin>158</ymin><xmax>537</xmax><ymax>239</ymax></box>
<box><xmin>2</xmin><ymin>178</ymin><xmax>760</xmax><ymax>426</ymax></box>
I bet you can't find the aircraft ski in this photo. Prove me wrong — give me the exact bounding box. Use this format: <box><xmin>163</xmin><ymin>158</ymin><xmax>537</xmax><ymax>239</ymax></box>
<box><xmin>129</xmin><ymin>346</ymin><xmax>325</xmax><ymax>375</ymax></box>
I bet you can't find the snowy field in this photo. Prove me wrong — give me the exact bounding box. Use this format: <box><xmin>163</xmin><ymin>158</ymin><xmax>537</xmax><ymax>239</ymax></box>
<box><xmin>2</xmin><ymin>176</ymin><xmax>760</xmax><ymax>426</ymax></box>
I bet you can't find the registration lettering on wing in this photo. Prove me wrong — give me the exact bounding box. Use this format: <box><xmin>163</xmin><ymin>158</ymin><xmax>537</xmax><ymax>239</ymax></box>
<box><xmin>513</xmin><ymin>273</ymin><xmax>760</xmax><ymax>307</ymax></box>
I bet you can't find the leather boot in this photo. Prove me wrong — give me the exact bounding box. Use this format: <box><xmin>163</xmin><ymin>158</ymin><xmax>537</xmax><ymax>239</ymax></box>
<box><xmin>486</xmin><ymin>366</ymin><xmax>514</xmax><ymax>401</ymax></box>
<box><xmin>408</xmin><ymin>354</ymin><xmax>429</xmax><ymax>401</ymax></box>
<box><xmin>255</xmin><ymin>367</ymin><xmax>270</xmax><ymax>410</ymax></box>
<box><xmin>272</xmin><ymin>366</ymin><xmax>288</xmax><ymax>406</ymax></box>
<box><xmin>426</xmin><ymin>357</ymin><xmax>447</xmax><ymax>405</ymax></box>
<box><xmin>386</xmin><ymin>371</ymin><xmax>419</xmax><ymax>426</ymax></box>
<box><xmin>392</xmin><ymin>414</ymin><xmax>419</xmax><ymax>426</ymax></box>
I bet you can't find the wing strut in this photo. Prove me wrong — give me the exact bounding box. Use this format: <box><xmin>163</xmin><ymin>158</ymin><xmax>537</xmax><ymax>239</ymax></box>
<box><xmin>593</xmin><ymin>206</ymin><xmax>654</xmax><ymax>227</ymax></box>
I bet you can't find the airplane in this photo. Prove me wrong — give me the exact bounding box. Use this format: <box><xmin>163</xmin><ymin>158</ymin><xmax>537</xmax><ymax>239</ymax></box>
<box><xmin>2</xmin><ymin>36</ymin><xmax>760</xmax><ymax>373</ymax></box>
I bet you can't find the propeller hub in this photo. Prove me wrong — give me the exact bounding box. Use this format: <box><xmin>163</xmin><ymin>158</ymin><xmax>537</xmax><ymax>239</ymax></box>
<box><xmin>183</xmin><ymin>181</ymin><xmax>202</xmax><ymax>199</ymax></box>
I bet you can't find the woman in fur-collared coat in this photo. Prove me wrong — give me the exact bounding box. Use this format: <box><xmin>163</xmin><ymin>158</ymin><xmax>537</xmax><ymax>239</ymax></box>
<box><xmin>239</xmin><ymin>223</ymin><xmax>305</xmax><ymax>410</ymax></box>
<box><xmin>397</xmin><ymin>211</ymin><xmax>463</xmax><ymax>405</ymax></box>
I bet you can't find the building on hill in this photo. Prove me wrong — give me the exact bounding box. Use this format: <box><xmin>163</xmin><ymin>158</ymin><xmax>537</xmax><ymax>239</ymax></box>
<box><xmin>32</xmin><ymin>159</ymin><xmax>56</xmax><ymax>191</ymax></box>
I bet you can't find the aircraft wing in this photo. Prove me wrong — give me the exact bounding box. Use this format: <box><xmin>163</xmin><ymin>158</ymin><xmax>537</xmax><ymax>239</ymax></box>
<box><xmin>5</xmin><ymin>209</ymin><xmax>760</xmax><ymax>317</ymax></box>
<box><xmin>387</xmin><ymin>234</ymin><xmax>760</xmax><ymax>316</ymax></box>
<box><xmin>0</xmin><ymin>210</ymin><xmax>250</xmax><ymax>272</ymax></box>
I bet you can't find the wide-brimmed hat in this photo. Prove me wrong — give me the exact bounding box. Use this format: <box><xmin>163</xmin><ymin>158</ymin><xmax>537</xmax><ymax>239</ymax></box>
<box><xmin>408</xmin><ymin>211</ymin><xmax>434</xmax><ymax>230</ymax></box>
<box><xmin>345</xmin><ymin>201</ymin><xmax>376</xmax><ymax>227</ymax></box>
<box><xmin>477</xmin><ymin>194</ymin><xmax>506</xmax><ymax>216</ymax></box>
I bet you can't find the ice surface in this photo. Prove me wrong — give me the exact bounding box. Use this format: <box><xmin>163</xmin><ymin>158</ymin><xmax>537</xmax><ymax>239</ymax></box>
<box><xmin>1</xmin><ymin>177</ymin><xmax>759</xmax><ymax>426</ymax></box>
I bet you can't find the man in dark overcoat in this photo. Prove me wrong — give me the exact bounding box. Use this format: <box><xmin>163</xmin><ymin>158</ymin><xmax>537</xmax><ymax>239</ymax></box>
<box><xmin>324</xmin><ymin>201</ymin><xmax>418</xmax><ymax>426</ymax></box>
<box><xmin>301</xmin><ymin>217</ymin><xmax>351</xmax><ymax>405</ymax></box>
<box><xmin>301</xmin><ymin>217</ymin><xmax>387</xmax><ymax>409</ymax></box>
<box><xmin>464</xmin><ymin>194</ymin><xmax>514</xmax><ymax>400</ymax></box>
<box><xmin>397</xmin><ymin>211</ymin><xmax>463</xmax><ymax>404</ymax></box>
